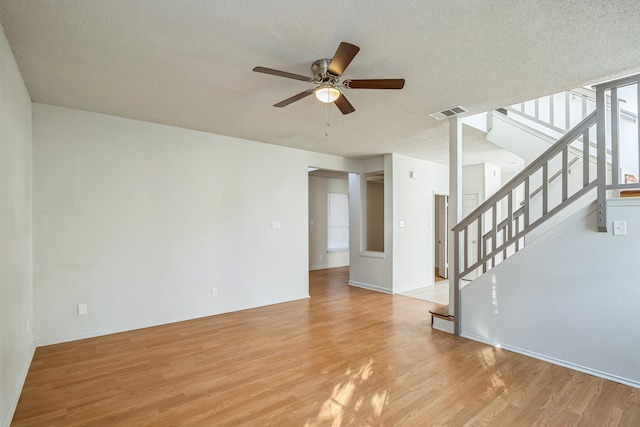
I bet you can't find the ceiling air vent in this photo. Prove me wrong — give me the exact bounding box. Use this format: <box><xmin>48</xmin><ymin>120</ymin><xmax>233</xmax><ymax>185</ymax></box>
<box><xmin>428</xmin><ymin>106</ymin><xmax>468</xmax><ymax>120</ymax></box>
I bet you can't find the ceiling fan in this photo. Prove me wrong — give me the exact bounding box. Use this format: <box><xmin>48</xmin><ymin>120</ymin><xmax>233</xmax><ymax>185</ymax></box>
<box><xmin>253</xmin><ymin>42</ymin><xmax>405</xmax><ymax>115</ymax></box>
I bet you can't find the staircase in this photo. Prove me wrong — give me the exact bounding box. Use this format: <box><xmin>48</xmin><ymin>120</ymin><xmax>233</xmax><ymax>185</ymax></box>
<box><xmin>451</xmin><ymin>73</ymin><xmax>640</xmax><ymax>336</ymax></box>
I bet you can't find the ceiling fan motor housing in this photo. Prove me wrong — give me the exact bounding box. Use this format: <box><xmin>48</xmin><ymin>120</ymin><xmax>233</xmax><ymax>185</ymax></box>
<box><xmin>311</xmin><ymin>59</ymin><xmax>338</xmax><ymax>83</ymax></box>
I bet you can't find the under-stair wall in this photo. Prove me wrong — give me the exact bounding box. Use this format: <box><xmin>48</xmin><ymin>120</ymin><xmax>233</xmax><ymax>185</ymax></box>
<box><xmin>460</xmin><ymin>198</ymin><xmax>640</xmax><ymax>387</ymax></box>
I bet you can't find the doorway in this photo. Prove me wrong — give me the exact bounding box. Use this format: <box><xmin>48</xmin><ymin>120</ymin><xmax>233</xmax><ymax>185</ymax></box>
<box><xmin>307</xmin><ymin>168</ymin><xmax>350</xmax><ymax>273</ymax></box>
<box><xmin>433</xmin><ymin>192</ymin><xmax>480</xmax><ymax>284</ymax></box>
<box><xmin>434</xmin><ymin>194</ymin><xmax>448</xmax><ymax>280</ymax></box>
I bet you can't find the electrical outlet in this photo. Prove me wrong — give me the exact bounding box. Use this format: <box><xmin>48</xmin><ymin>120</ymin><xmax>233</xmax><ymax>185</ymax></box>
<box><xmin>211</xmin><ymin>288</ymin><xmax>218</xmax><ymax>296</ymax></box>
<box><xmin>77</xmin><ymin>304</ymin><xmax>88</xmax><ymax>316</ymax></box>
<box><xmin>271</xmin><ymin>221</ymin><xmax>281</xmax><ymax>229</ymax></box>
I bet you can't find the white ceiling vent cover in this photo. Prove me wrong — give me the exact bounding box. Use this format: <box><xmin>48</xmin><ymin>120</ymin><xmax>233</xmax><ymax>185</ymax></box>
<box><xmin>429</xmin><ymin>106</ymin><xmax>468</xmax><ymax>120</ymax></box>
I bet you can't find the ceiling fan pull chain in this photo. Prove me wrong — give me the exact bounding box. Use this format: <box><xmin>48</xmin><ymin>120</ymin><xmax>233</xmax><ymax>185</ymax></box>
<box><xmin>325</xmin><ymin>103</ymin><xmax>330</xmax><ymax>137</ymax></box>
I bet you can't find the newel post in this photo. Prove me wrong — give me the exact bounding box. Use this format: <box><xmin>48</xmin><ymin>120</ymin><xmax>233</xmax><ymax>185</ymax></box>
<box><xmin>448</xmin><ymin>117</ymin><xmax>462</xmax><ymax>334</ymax></box>
<box><xmin>595</xmin><ymin>85</ymin><xmax>608</xmax><ymax>232</ymax></box>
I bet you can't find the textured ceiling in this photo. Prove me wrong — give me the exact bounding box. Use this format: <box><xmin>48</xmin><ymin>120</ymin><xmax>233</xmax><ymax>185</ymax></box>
<box><xmin>1</xmin><ymin>0</ymin><xmax>640</xmax><ymax>166</ymax></box>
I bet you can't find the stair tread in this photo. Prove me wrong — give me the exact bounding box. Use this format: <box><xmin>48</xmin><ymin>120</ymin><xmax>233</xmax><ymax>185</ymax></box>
<box><xmin>429</xmin><ymin>304</ymin><xmax>453</xmax><ymax>320</ymax></box>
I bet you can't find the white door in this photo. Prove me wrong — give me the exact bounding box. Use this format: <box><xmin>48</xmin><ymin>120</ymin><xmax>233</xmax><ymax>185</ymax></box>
<box><xmin>462</xmin><ymin>193</ymin><xmax>479</xmax><ymax>280</ymax></box>
<box><xmin>436</xmin><ymin>195</ymin><xmax>448</xmax><ymax>279</ymax></box>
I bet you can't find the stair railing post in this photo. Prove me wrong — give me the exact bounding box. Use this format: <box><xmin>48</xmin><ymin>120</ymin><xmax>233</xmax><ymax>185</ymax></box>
<box><xmin>596</xmin><ymin>85</ymin><xmax>608</xmax><ymax>232</ymax></box>
<box><xmin>637</xmin><ymin>82</ymin><xmax>640</xmax><ymax>175</ymax></box>
<box><xmin>611</xmin><ymin>88</ymin><xmax>620</xmax><ymax>187</ymax></box>
<box><xmin>565</xmin><ymin>91</ymin><xmax>571</xmax><ymax>131</ymax></box>
<box><xmin>453</xmin><ymin>229</ymin><xmax>461</xmax><ymax>336</ymax></box>
<box><xmin>449</xmin><ymin>116</ymin><xmax>462</xmax><ymax>335</ymax></box>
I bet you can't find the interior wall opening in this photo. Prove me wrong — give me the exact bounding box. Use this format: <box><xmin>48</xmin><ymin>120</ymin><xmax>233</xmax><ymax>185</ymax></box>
<box><xmin>365</xmin><ymin>172</ymin><xmax>384</xmax><ymax>252</ymax></box>
<box><xmin>308</xmin><ymin>167</ymin><xmax>350</xmax><ymax>274</ymax></box>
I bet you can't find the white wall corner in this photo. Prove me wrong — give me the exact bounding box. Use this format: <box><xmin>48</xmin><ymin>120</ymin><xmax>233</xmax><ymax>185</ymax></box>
<box><xmin>3</xmin><ymin>344</ymin><xmax>36</xmax><ymax>427</ymax></box>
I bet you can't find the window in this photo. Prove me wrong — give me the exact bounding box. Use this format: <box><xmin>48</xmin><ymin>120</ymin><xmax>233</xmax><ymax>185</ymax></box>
<box><xmin>327</xmin><ymin>192</ymin><xmax>349</xmax><ymax>251</ymax></box>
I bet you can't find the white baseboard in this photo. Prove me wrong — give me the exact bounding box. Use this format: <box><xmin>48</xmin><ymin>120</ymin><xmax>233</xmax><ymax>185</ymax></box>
<box><xmin>462</xmin><ymin>332</ymin><xmax>640</xmax><ymax>389</ymax></box>
<box><xmin>3</xmin><ymin>343</ymin><xmax>35</xmax><ymax>427</ymax></box>
<box><xmin>309</xmin><ymin>263</ymin><xmax>349</xmax><ymax>271</ymax></box>
<box><xmin>348</xmin><ymin>280</ymin><xmax>392</xmax><ymax>294</ymax></box>
<box><xmin>35</xmin><ymin>294</ymin><xmax>310</xmax><ymax>347</ymax></box>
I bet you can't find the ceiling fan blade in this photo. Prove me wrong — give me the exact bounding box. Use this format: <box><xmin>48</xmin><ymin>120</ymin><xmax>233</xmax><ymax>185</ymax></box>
<box><xmin>334</xmin><ymin>94</ymin><xmax>355</xmax><ymax>115</ymax></box>
<box><xmin>343</xmin><ymin>79</ymin><xmax>405</xmax><ymax>89</ymax></box>
<box><xmin>274</xmin><ymin>90</ymin><xmax>314</xmax><ymax>107</ymax></box>
<box><xmin>253</xmin><ymin>66</ymin><xmax>311</xmax><ymax>82</ymax></box>
<box><xmin>328</xmin><ymin>42</ymin><xmax>360</xmax><ymax>77</ymax></box>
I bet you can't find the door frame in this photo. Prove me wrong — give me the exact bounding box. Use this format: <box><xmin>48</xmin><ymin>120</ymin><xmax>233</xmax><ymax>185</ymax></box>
<box><xmin>434</xmin><ymin>193</ymin><xmax>448</xmax><ymax>280</ymax></box>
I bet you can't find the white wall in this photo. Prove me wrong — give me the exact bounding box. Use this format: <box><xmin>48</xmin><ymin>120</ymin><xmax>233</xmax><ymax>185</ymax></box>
<box><xmin>32</xmin><ymin>103</ymin><xmax>361</xmax><ymax>345</ymax></box>
<box><xmin>483</xmin><ymin>163</ymin><xmax>501</xmax><ymax>200</ymax></box>
<box><xmin>462</xmin><ymin>163</ymin><xmax>501</xmax><ymax>203</ymax></box>
<box><xmin>391</xmin><ymin>154</ymin><xmax>448</xmax><ymax>292</ymax></box>
<box><xmin>0</xmin><ymin>24</ymin><xmax>34</xmax><ymax>427</ymax></box>
<box><xmin>461</xmin><ymin>199</ymin><xmax>640</xmax><ymax>388</ymax></box>
<box><xmin>348</xmin><ymin>153</ymin><xmax>449</xmax><ymax>293</ymax></box>
<box><xmin>308</xmin><ymin>175</ymin><xmax>349</xmax><ymax>270</ymax></box>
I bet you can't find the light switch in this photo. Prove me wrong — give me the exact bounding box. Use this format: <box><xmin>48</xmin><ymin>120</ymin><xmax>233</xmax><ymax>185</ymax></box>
<box><xmin>77</xmin><ymin>304</ymin><xmax>88</xmax><ymax>316</ymax></box>
<box><xmin>613</xmin><ymin>220</ymin><xmax>627</xmax><ymax>236</ymax></box>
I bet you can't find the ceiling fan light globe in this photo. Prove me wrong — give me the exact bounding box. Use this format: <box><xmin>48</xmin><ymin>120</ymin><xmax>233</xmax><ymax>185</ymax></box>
<box><xmin>314</xmin><ymin>86</ymin><xmax>341</xmax><ymax>103</ymax></box>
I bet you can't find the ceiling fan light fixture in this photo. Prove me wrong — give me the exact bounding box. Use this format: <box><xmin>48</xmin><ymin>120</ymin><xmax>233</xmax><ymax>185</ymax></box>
<box><xmin>314</xmin><ymin>86</ymin><xmax>341</xmax><ymax>103</ymax></box>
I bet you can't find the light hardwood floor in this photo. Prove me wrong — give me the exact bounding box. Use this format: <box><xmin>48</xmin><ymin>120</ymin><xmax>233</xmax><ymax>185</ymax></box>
<box><xmin>12</xmin><ymin>267</ymin><xmax>640</xmax><ymax>426</ymax></box>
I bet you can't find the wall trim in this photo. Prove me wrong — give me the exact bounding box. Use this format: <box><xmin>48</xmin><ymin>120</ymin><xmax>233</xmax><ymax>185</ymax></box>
<box><xmin>609</xmin><ymin>197</ymin><xmax>640</xmax><ymax>207</ymax></box>
<box><xmin>462</xmin><ymin>332</ymin><xmax>640</xmax><ymax>390</ymax></box>
<box><xmin>4</xmin><ymin>343</ymin><xmax>36</xmax><ymax>427</ymax></box>
<box><xmin>359</xmin><ymin>251</ymin><xmax>385</xmax><ymax>259</ymax></box>
<box><xmin>348</xmin><ymin>280</ymin><xmax>392</xmax><ymax>294</ymax></box>
<box><xmin>35</xmin><ymin>295</ymin><xmax>309</xmax><ymax>347</ymax></box>
<box><xmin>309</xmin><ymin>263</ymin><xmax>349</xmax><ymax>271</ymax></box>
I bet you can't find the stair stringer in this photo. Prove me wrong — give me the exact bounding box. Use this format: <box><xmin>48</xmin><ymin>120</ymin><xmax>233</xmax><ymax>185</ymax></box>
<box><xmin>460</xmin><ymin>198</ymin><xmax>640</xmax><ymax>388</ymax></box>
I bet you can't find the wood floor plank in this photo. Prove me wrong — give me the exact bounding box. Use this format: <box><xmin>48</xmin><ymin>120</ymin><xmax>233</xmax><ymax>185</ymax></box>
<box><xmin>11</xmin><ymin>267</ymin><xmax>640</xmax><ymax>426</ymax></box>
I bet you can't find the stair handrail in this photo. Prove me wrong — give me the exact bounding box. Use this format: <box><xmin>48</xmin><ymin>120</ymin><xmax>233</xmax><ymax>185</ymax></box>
<box><xmin>453</xmin><ymin>111</ymin><xmax>597</xmax><ymax>234</ymax></box>
<box><xmin>572</xmin><ymin>87</ymin><xmax>637</xmax><ymax>121</ymax></box>
<box><xmin>452</xmin><ymin>110</ymin><xmax>598</xmax><ymax>335</ymax></box>
<box><xmin>527</xmin><ymin>157</ymin><xmax>581</xmax><ymax>200</ymax></box>
<box><xmin>504</xmin><ymin>86</ymin><xmax>634</xmax><ymax>137</ymax></box>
